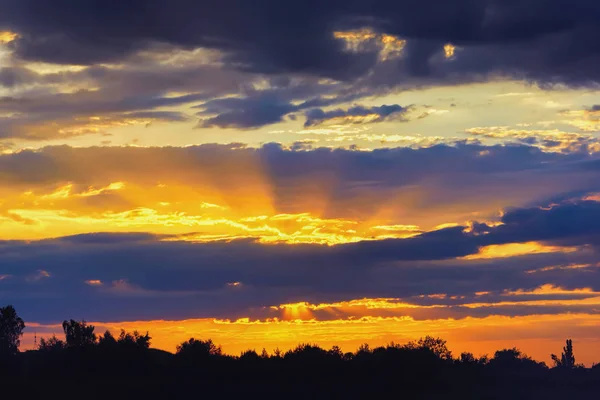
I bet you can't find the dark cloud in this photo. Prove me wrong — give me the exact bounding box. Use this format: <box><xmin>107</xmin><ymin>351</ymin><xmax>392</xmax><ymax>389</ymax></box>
<box><xmin>0</xmin><ymin>88</ymin><xmax>203</xmax><ymax>139</ymax></box>
<box><xmin>0</xmin><ymin>91</ymin><xmax>208</xmax><ymax>116</ymax></box>
<box><xmin>2</xmin><ymin>0</ymin><xmax>600</xmax><ymax>86</ymax></box>
<box><xmin>488</xmin><ymin>200</ymin><xmax>600</xmax><ymax>246</ymax></box>
<box><xmin>0</xmin><ymin>57</ymin><xmax>260</xmax><ymax>138</ymax></box>
<box><xmin>304</xmin><ymin>104</ymin><xmax>406</xmax><ymax>127</ymax></box>
<box><xmin>5</xmin><ymin>2</ymin><xmax>600</xmax><ymax>137</ymax></box>
<box><xmin>2</xmin><ymin>197</ymin><xmax>600</xmax><ymax>322</ymax></box>
<box><xmin>0</xmin><ymin>0</ymin><xmax>376</xmax><ymax>80</ymax></box>
<box><xmin>197</xmin><ymin>94</ymin><xmax>297</xmax><ymax>129</ymax></box>
<box><xmin>194</xmin><ymin>85</ymin><xmax>366</xmax><ymax>129</ymax></box>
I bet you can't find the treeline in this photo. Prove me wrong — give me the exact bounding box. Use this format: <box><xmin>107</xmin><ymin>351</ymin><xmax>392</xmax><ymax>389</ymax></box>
<box><xmin>2</xmin><ymin>305</ymin><xmax>600</xmax><ymax>398</ymax></box>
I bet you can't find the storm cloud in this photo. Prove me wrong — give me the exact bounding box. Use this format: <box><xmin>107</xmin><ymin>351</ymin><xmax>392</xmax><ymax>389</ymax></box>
<box><xmin>3</xmin><ymin>1</ymin><xmax>600</xmax><ymax>138</ymax></box>
<box><xmin>3</xmin><ymin>0</ymin><xmax>600</xmax><ymax>85</ymax></box>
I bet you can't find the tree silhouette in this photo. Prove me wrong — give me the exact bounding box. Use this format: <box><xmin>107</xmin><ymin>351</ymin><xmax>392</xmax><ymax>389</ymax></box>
<box><xmin>98</xmin><ymin>330</ymin><xmax>118</xmax><ymax>347</ymax></box>
<box><xmin>283</xmin><ymin>343</ymin><xmax>331</xmax><ymax>364</ymax></box>
<box><xmin>62</xmin><ymin>319</ymin><xmax>96</xmax><ymax>347</ymax></box>
<box><xmin>3</xmin><ymin>313</ymin><xmax>600</xmax><ymax>399</ymax></box>
<box><xmin>176</xmin><ymin>338</ymin><xmax>222</xmax><ymax>358</ymax></box>
<box><xmin>0</xmin><ymin>305</ymin><xmax>25</xmax><ymax>356</ymax></box>
<box><xmin>38</xmin><ymin>335</ymin><xmax>66</xmax><ymax>352</ymax></box>
<box><xmin>551</xmin><ymin>339</ymin><xmax>576</xmax><ymax>369</ymax></box>
<box><xmin>489</xmin><ymin>347</ymin><xmax>547</xmax><ymax>374</ymax></box>
<box><xmin>240</xmin><ymin>349</ymin><xmax>261</xmax><ymax>361</ymax></box>
<box><xmin>408</xmin><ymin>336</ymin><xmax>453</xmax><ymax>360</ymax></box>
<box><xmin>260</xmin><ymin>348</ymin><xmax>269</xmax><ymax>359</ymax></box>
<box><xmin>459</xmin><ymin>352</ymin><xmax>477</xmax><ymax>364</ymax></box>
<box><xmin>328</xmin><ymin>345</ymin><xmax>343</xmax><ymax>359</ymax></box>
<box><xmin>117</xmin><ymin>329</ymin><xmax>151</xmax><ymax>349</ymax></box>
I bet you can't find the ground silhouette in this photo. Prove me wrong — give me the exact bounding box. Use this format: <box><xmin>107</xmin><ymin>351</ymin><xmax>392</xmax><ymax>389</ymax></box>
<box><xmin>2</xmin><ymin>306</ymin><xmax>600</xmax><ymax>399</ymax></box>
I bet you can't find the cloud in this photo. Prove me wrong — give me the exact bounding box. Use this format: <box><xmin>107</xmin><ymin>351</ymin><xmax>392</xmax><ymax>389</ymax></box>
<box><xmin>0</xmin><ymin>143</ymin><xmax>599</xmax><ymax>323</ymax></box>
<box><xmin>3</xmin><ymin>0</ymin><xmax>600</xmax><ymax>87</ymax></box>
<box><xmin>465</xmin><ymin>126</ymin><xmax>600</xmax><ymax>153</ymax></box>
<box><xmin>0</xmin><ymin>66</ymin><xmax>37</xmax><ymax>87</ymax></box>
<box><xmin>1</xmin><ymin>143</ymin><xmax>599</xmax><ymax>242</ymax></box>
<box><xmin>4</xmin><ymin>1</ymin><xmax>600</xmax><ymax>139</ymax></box>
<box><xmin>304</xmin><ymin>104</ymin><xmax>407</xmax><ymax>127</ymax></box>
<box><xmin>197</xmin><ymin>94</ymin><xmax>298</xmax><ymax>129</ymax></box>
<box><xmin>3</xmin><ymin>197</ymin><xmax>600</xmax><ymax>322</ymax></box>
<box><xmin>0</xmin><ymin>54</ymin><xmax>253</xmax><ymax>139</ymax></box>
<box><xmin>194</xmin><ymin>85</ymin><xmax>368</xmax><ymax>129</ymax></box>
<box><xmin>487</xmin><ymin>200</ymin><xmax>600</xmax><ymax>246</ymax></box>
<box><xmin>6</xmin><ymin>2</ymin><xmax>600</xmax><ymax>139</ymax></box>
<box><xmin>559</xmin><ymin>106</ymin><xmax>600</xmax><ymax>133</ymax></box>
<box><xmin>0</xmin><ymin>96</ymin><xmax>193</xmax><ymax>140</ymax></box>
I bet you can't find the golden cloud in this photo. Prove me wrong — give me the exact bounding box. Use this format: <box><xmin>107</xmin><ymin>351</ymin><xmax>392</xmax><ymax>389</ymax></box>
<box><xmin>0</xmin><ymin>31</ymin><xmax>17</xmax><ymax>44</ymax></box>
<box><xmin>466</xmin><ymin>126</ymin><xmax>600</xmax><ymax>153</ymax></box>
<box><xmin>461</xmin><ymin>242</ymin><xmax>579</xmax><ymax>260</ymax></box>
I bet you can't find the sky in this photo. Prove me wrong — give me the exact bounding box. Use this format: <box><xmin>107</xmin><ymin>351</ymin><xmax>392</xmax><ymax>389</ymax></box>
<box><xmin>2</xmin><ymin>0</ymin><xmax>600</xmax><ymax>364</ymax></box>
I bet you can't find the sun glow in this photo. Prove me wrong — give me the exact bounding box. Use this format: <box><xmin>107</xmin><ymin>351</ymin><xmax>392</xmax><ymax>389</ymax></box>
<box><xmin>0</xmin><ymin>176</ymin><xmax>431</xmax><ymax>244</ymax></box>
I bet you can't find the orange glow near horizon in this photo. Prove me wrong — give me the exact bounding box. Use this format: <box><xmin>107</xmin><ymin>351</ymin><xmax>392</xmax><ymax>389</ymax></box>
<box><xmin>21</xmin><ymin>312</ymin><xmax>600</xmax><ymax>366</ymax></box>
<box><xmin>21</xmin><ymin>289</ymin><xmax>600</xmax><ymax>365</ymax></box>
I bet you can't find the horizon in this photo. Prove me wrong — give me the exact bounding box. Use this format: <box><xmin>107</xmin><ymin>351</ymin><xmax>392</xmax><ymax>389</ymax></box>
<box><xmin>15</xmin><ymin>312</ymin><xmax>600</xmax><ymax>366</ymax></box>
<box><xmin>12</xmin><ymin>311</ymin><xmax>596</xmax><ymax>367</ymax></box>
<box><xmin>3</xmin><ymin>0</ymin><xmax>600</xmax><ymax>370</ymax></box>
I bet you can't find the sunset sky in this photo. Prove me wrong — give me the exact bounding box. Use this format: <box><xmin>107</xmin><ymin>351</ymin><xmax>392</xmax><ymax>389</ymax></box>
<box><xmin>3</xmin><ymin>0</ymin><xmax>600</xmax><ymax>364</ymax></box>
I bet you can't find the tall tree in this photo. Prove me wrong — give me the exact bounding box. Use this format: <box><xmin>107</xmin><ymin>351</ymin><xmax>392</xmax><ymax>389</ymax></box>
<box><xmin>62</xmin><ymin>319</ymin><xmax>96</xmax><ymax>348</ymax></box>
<box><xmin>551</xmin><ymin>339</ymin><xmax>576</xmax><ymax>369</ymax></box>
<box><xmin>0</xmin><ymin>305</ymin><xmax>26</xmax><ymax>357</ymax></box>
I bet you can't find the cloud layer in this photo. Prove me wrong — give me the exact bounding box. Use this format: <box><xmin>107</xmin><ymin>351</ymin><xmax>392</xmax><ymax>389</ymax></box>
<box><xmin>0</xmin><ymin>143</ymin><xmax>599</xmax><ymax>326</ymax></box>
<box><xmin>4</xmin><ymin>1</ymin><xmax>600</xmax><ymax>140</ymax></box>
<box><xmin>4</xmin><ymin>0</ymin><xmax>600</xmax><ymax>85</ymax></box>
<box><xmin>1</xmin><ymin>143</ymin><xmax>599</xmax><ymax>240</ymax></box>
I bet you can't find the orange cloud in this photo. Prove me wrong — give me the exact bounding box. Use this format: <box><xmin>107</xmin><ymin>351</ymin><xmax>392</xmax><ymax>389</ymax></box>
<box><xmin>333</xmin><ymin>28</ymin><xmax>405</xmax><ymax>60</ymax></box>
<box><xmin>465</xmin><ymin>126</ymin><xmax>600</xmax><ymax>153</ymax></box>
<box><xmin>0</xmin><ymin>145</ymin><xmax>588</xmax><ymax>246</ymax></box>
<box><xmin>461</xmin><ymin>242</ymin><xmax>579</xmax><ymax>260</ymax></box>
<box><xmin>0</xmin><ymin>31</ymin><xmax>17</xmax><ymax>44</ymax></box>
